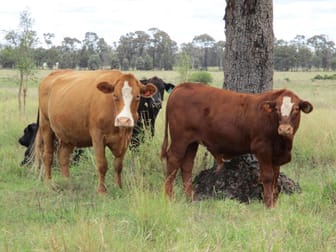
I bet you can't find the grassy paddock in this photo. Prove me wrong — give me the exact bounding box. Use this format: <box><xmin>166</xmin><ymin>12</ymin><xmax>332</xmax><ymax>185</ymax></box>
<box><xmin>0</xmin><ymin>69</ymin><xmax>335</xmax><ymax>251</ymax></box>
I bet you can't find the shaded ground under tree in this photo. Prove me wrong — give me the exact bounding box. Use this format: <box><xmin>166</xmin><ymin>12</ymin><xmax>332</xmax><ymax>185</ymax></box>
<box><xmin>193</xmin><ymin>155</ymin><xmax>301</xmax><ymax>203</ymax></box>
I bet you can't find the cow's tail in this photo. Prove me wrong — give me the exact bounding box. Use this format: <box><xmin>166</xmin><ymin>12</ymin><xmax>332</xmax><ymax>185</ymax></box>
<box><xmin>31</xmin><ymin>109</ymin><xmax>43</xmax><ymax>177</ymax></box>
<box><xmin>160</xmin><ymin>102</ymin><xmax>169</xmax><ymax>174</ymax></box>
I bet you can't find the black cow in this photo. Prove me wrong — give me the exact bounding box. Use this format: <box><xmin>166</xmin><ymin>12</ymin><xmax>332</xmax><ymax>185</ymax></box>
<box><xmin>18</xmin><ymin>123</ymin><xmax>38</xmax><ymax>165</ymax></box>
<box><xmin>18</xmin><ymin>122</ymin><xmax>83</xmax><ymax>166</ymax></box>
<box><xmin>130</xmin><ymin>76</ymin><xmax>175</xmax><ymax>148</ymax></box>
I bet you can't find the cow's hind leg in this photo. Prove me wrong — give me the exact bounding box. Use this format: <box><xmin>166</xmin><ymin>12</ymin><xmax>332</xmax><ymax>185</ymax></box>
<box><xmin>58</xmin><ymin>142</ymin><xmax>74</xmax><ymax>177</ymax></box>
<box><xmin>164</xmin><ymin>143</ymin><xmax>186</xmax><ymax>199</ymax></box>
<box><xmin>112</xmin><ymin>153</ymin><xmax>126</xmax><ymax>189</ymax></box>
<box><xmin>164</xmin><ymin>154</ymin><xmax>179</xmax><ymax>199</ymax></box>
<box><xmin>40</xmin><ymin>123</ymin><xmax>55</xmax><ymax>180</ymax></box>
<box><xmin>181</xmin><ymin>142</ymin><xmax>198</xmax><ymax>200</ymax></box>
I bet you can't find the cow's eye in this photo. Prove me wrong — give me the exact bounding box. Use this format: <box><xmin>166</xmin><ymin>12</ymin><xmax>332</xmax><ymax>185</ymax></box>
<box><xmin>135</xmin><ymin>95</ymin><xmax>141</xmax><ymax>101</ymax></box>
<box><xmin>293</xmin><ymin>106</ymin><xmax>300</xmax><ymax>113</ymax></box>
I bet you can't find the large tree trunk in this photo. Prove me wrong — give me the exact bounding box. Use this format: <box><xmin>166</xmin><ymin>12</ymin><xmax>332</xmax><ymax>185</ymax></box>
<box><xmin>223</xmin><ymin>0</ymin><xmax>273</xmax><ymax>92</ymax></box>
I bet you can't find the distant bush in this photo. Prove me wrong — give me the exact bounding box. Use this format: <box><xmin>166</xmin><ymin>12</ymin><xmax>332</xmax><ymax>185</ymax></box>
<box><xmin>188</xmin><ymin>71</ymin><xmax>213</xmax><ymax>84</ymax></box>
<box><xmin>313</xmin><ymin>74</ymin><xmax>336</xmax><ymax>80</ymax></box>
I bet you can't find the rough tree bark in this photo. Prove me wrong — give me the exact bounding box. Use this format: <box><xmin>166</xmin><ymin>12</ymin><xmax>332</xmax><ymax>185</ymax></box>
<box><xmin>224</xmin><ymin>0</ymin><xmax>273</xmax><ymax>92</ymax></box>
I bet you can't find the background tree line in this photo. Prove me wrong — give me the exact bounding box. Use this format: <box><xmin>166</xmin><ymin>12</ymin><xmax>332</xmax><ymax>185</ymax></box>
<box><xmin>1</xmin><ymin>10</ymin><xmax>336</xmax><ymax>73</ymax></box>
<box><xmin>274</xmin><ymin>34</ymin><xmax>336</xmax><ymax>71</ymax></box>
<box><xmin>0</xmin><ymin>10</ymin><xmax>225</xmax><ymax>71</ymax></box>
<box><xmin>0</xmin><ymin>29</ymin><xmax>226</xmax><ymax>71</ymax></box>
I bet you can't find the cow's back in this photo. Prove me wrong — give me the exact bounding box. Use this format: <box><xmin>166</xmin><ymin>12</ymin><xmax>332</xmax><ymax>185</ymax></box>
<box><xmin>166</xmin><ymin>83</ymin><xmax>259</xmax><ymax>157</ymax></box>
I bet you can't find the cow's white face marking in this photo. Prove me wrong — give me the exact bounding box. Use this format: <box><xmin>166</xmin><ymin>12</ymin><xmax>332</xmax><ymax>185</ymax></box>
<box><xmin>115</xmin><ymin>81</ymin><xmax>135</xmax><ymax>126</ymax></box>
<box><xmin>280</xmin><ymin>96</ymin><xmax>294</xmax><ymax>117</ymax></box>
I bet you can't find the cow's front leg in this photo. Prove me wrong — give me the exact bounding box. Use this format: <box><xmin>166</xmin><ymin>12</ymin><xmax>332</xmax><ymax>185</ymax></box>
<box><xmin>92</xmin><ymin>139</ymin><xmax>108</xmax><ymax>194</ymax></box>
<box><xmin>258</xmin><ymin>160</ymin><xmax>275</xmax><ymax>208</ymax></box>
<box><xmin>272</xmin><ymin>165</ymin><xmax>281</xmax><ymax>206</ymax></box>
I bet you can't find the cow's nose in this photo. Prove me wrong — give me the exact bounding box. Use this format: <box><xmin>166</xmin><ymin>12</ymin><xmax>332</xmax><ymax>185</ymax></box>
<box><xmin>278</xmin><ymin>124</ymin><xmax>293</xmax><ymax>136</ymax></box>
<box><xmin>115</xmin><ymin>117</ymin><xmax>133</xmax><ymax>127</ymax></box>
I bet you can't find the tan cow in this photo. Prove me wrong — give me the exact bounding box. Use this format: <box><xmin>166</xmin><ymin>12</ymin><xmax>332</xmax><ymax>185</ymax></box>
<box><xmin>161</xmin><ymin>83</ymin><xmax>313</xmax><ymax>208</ymax></box>
<box><xmin>36</xmin><ymin>69</ymin><xmax>157</xmax><ymax>193</ymax></box>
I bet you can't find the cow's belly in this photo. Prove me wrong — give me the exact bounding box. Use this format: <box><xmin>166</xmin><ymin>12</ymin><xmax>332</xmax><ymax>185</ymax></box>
<box><xmin>201</xmin><ymin>131</ymin><xmax>251</xmax><ymax>158</ymax></box>
<box><xmin>49</xmin><ymin>112</ymin><xmax>92</xmax><ymax>147</ymax></box>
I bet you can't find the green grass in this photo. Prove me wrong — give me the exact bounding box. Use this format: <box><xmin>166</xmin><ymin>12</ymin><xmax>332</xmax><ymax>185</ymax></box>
<box><xmin>0</xmin><ymin>69</ymin><xmax>336</xmax><ymax>251</ymax></box>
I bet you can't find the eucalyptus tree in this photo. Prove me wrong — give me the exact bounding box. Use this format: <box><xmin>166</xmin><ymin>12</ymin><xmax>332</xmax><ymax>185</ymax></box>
<box><xmin>192</xmin><ymin>34</ymin><xmax>215</xmax><ymax>70</ymax></box>
<box><xmin>274</xmin><ymin>41</ymin><xmax>296</xmax><ymax>71</ymax></box>
<box><xmin>59</xmin><ymin>37</ymin><xmax>81</xmax><ymax>68</ymax></box>
<box><xmin>148</xmin><ymin>28</ymin><xmax>177</xmax><ymax>70</ymax></box>
<box><xmin>43</xmin><ymin>33</ymin><xmax>55</xmax><ymax>49</ymax></box>
<box><xmin>214</xmin><ymin>40</ymin><xmax>225</xmax><ymax>70</ymax></box>
<box><xmin>4</xmin><ymin>8</ymin><xmax>38</xmax><ymax>113</ymax></box>
<box><xmin>97</xmin><ymin>38</ymin><xmax>113</xmax><ymax>67</ymax></box>
<box><xmin>180</xmin><ymin>42</ymin><xmax>200</xmax><ymax>69</ymax></box>
<box><xmin>290</xmin><ymin>35</ymin><xmax>312</xmax><ymax>70</ymax></box>
<box><xmin>117</xmin><ymin>32</ymin><xmax>137</xmax><ymax>70</ymax></box>
<box><xmin>307</xmin><ymin>34</ymin><xmax>336</xmax><ymax>70</ymax></box>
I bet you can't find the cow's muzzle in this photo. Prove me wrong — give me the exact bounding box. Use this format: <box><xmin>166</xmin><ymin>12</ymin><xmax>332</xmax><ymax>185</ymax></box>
<box><xmin>278</xmin><ymin>124</ymin><xmax>293</xmax><ymax>137</ymax></box>
<box><xmin>115</xmin><ymin>117</ymin><xmax>134</xmax><ymax>128</ymax></box>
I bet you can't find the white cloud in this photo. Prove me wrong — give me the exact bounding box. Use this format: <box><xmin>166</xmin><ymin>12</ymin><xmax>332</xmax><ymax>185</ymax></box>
<box><xmin>274</xmin><ymin>0</ymin><xmax>336</xmax><ymax>42</ymax></box>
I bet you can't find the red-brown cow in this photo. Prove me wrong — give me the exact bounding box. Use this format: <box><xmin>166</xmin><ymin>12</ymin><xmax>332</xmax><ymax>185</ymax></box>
<box><xmin>35</xmin><ymin>69</ymin><xmax>157</xmax><ymax>193</ymax></box>
<box><xmin>161</xmin><ymin>83</ymin><xmax>313</xmax><ymax>208</ymax></box>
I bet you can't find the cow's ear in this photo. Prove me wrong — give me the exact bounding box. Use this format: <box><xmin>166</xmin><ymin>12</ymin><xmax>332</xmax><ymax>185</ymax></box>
<box><xmin>300</xmin><ymin>100</ymin><xmax>313</xmax><ymax>113</ymax></box>
<box><xmin>260</xmin><ymin>101</ymin><xmax>276</xmax><ymax>113</ymax></box>
<box><xmin>140</xmin><ymin>83</ymin><xmax>157</xmax><ymax>97</ymax></box>
<box><xmin>97</xmin><ymin>82</ymin><xmax>114</xmax><ymax>93</ymax></box>
<box><xmin>165</xmin><ymin>83</ymin><xmax>175</xmax><ymax>93</ymax></box>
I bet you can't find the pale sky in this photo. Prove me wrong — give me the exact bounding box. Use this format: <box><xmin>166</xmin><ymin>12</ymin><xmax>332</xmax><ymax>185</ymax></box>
<box><xmin>0</xmin><ymin>0</ymin><xmax>335</xmax><ymax>47</ymax></box>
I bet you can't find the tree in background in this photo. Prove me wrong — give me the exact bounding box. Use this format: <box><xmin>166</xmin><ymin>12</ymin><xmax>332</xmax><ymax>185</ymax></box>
<box><xmin>192</xmin><ymin>34</ymin><xmax>216</xmax><ymax>70</ymax></box>
<box><xmin>2</xmin><ymin>10</ymin><xmax>335</xmax><ymax>72</ymax></box>
<box><xmin>176</xmin><ymin>52</ymin><xmax>192</xmax><ymax>82</ymax></box>
<box><xmin>147</xmin><ymin>28</ymin><xmax>177</xmax><ymax>70</ymax></box>
<box><xmin>59</xmin><ymin>37</ymin><xmax>81</xmax><ymax>68</ymax></box>
<box><xmin>4</xmin><ymin>8</ymin><xmax>38</xmax><ymax>113</ymax></box>
<box><xmin>307</xmin><ymin>34</ymin><xmax>335</xmax><ymax>70</ymax></box>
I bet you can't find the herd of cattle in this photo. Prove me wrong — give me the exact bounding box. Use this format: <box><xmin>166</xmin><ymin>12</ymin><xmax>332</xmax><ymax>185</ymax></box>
<box><xmin>18</xmin><ymin>69</ymin><xmax>313</xmax><ymax>208</ymax></box>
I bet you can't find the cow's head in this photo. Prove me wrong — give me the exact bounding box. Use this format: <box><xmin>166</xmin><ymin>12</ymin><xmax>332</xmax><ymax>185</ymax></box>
<box><xmin>139</xmin><ymin>76</ymin><xmax>175</xmax><ymax>119</ymax></box>
<box><xmin>261</xmin><ymin>90</ymin><xmax>313</xmax><ymax>138</ymax></box>
<box><xmin>97</xmin><ymin>74</ymin><xmax>157</xmax><ymax>128</ymax></box>
<box><xmin>19</xmin><ymin>123</ymin><xmax>38</xmax><ymax>147</ymax></box>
